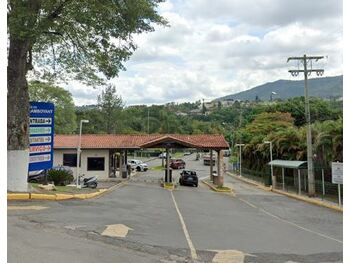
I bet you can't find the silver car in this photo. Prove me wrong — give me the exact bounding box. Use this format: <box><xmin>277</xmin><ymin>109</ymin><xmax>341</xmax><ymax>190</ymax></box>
<box><xmin>128</xmin><ymin>159</ymin><xmax>148</xmax><ymax>172</ymax></box>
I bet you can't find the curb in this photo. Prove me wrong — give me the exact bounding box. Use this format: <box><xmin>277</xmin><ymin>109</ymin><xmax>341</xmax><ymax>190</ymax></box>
<box><xmin>7</xmin><ymin>183</ymin><xmax>124</xmax><ymax>201</ymax></box>
<box><xmin>226</xmin><ymin>172</ymin><xmax>272</xmax><ymax>191</ymax></box>
<box><xmin>7</xmin><ymin>193</ymin><xmax>30</xmax><ymax>200</ymax></box>
<box><xmin>226</xmin><ymin>172</ymin><xmax>343</xmax><ymax>212</ymax></box>
<box><xmin>272</xmin><ymin>188</ymin><xmax>343</xmax><ymax>212</ymax></box>
<box><xmin>201</xmin><ymin>180</ymin><xmax>232</xmax><ymax>193</ymax></box>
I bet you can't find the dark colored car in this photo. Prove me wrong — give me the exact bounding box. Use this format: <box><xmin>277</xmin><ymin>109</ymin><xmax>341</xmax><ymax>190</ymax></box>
<box><xmin>27</xmin><ymin>165</ymin><xmax>73</xmax><ymax>183</ymax></box>
<box><xmin>27</xmin><ymin>170</ymin><xmax>46</xmax><ymax>183</ymax></box>
<box><xmin>179</xmin><ymin>170</ymin><xmax>198</xmax><ymax>187</ymax></box>
<box><xmin>170</xmin><ymin>159</ymin><xmax>186</xmax><ymax>169</ymax></box>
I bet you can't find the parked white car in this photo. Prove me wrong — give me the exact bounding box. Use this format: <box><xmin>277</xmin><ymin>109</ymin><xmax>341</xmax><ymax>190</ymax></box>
<box><xmin>128</xmin><ymin>159</ymin><xmax>148</xmax><ymax>172</ymax></box>
<box><xmin>158</xmin><ymin>152</ymin><xmax>172</xmax><ymax>159</ymax></box>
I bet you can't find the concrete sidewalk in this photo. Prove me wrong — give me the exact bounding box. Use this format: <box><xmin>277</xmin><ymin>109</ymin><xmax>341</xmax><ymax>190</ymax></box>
<box><xmin>226</xmin><ymin>171</ymin><xmax>342</xmax><ymax>212</ymax></box>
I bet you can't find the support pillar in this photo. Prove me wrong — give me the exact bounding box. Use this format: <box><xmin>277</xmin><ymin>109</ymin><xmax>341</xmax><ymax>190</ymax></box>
<box><xmin>166</xmin><ymin>148</ymin><xmax>171</xmax><ymax>183</ymax></box>
<box><xmin>124</xmin><ymin>149</ymin><xmax>128</xmax><ymax>178</ymax></box>
<box><xmin>272</xmin><ymin>165</ymin><xmax>276</xmax><ymax>189</ymax></box>
<box><xmin>118</xmin><ymin>151</ymin><xmax>123</xmax><ymax>177</ymax></box>
<box><xmin>298</xmin><ymin>169</ymin><xmax>301</xmax><ymax>195</ymax></box>
<box><xmin>210</xmin><ymin>149</ymin><xmax>213</xmax><ymax>181</ymax></box>
<box><xmin>215</xmin><ymin>150</ymin><xmax>224</xmax><ymax>187</ymax></box>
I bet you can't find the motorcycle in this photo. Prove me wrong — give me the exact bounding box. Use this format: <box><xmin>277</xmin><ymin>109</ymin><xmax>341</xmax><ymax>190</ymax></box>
<box><xmin>77</xmin><ymin>174</ymin><xmax>98</xmax><ymax>189</ymax></box>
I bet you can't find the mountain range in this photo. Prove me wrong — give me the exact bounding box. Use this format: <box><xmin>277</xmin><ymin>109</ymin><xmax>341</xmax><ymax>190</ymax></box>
<box><xmin>216</xmin><ymin>75</ymin><xmax>343</xmax><ymax>101</ymax></box>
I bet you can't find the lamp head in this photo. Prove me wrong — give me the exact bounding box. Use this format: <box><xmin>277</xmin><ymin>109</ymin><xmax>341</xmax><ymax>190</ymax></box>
<box><xmin>81</xmin><ymin>120</ymin><xmax>89</xmax><ymax>123</ymax></box>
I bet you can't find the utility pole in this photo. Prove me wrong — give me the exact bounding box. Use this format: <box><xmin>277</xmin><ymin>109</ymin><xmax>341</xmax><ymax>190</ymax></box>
<box><xmin>287</xmin><ymin>54</ymin><xmax>324</xmax><ymax>196</ymax></box>
<box><xmin>235</xmin><ymin>144</ymin><xmax>245</xmax><ymax>176</ymax></box>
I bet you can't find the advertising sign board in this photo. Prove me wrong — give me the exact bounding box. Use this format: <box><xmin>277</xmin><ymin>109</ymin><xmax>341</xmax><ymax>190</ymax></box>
<box><xmin>28</xmin><ymin>102</ymin><xmax>54</xmax><ymax>171</ymax></box>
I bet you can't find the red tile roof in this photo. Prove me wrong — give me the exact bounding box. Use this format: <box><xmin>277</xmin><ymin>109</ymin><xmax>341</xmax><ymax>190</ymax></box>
<box><xmin>54</xmin><ymin>134</ymin><xmax>229</xmax><ymax>150</ymax></box>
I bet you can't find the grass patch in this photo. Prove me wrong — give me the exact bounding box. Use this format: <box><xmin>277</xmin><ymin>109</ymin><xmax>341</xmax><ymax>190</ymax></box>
<box><xmin>30</xmin><ymin>183</ymin><xmax>97</xmax><ymax>194</ymax></box>
<box><xmin>150</xmin><ymin>165</ymin><xmax>164</xmax><ymax>171</ymax></box>
<box><xmin>172</xmin><ymin>152</ymin><xmax>184</xmax><ymax>158</ymax></box>
<box><xmin>215</xmin><ymin>186</ymin><xmax>231</xmax><ymax>191</ymax></box>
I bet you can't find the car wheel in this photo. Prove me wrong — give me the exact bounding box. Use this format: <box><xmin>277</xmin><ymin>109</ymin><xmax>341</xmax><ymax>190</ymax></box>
<box><xmin>136</xmin><ymin>166</ymin><xmax>141</xmax><ymax>172</ymax></box>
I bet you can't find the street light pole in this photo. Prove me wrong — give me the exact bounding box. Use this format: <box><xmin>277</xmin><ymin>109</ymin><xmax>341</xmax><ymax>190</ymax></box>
<box><xmin>77</xmin><ymin>119</ymin><xmax>89</xmax><ymax>188</ymax></box>
<box><xmin>235</xmin><ymin>144</ymin><xmax>245</xmax><ymax>176</ymax></box>
<box><xmin>287</xmin><ymin>54</ymin><xmax>324</xmax><ymax>196</ymax></box>
<box><xmin>264</xmin><ymin>141</ymin><xmax>274</xmax><ymax>188</ymax></box>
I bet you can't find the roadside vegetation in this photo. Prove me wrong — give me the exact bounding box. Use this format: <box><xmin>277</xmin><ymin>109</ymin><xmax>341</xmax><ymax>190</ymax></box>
<box><xmin>29</xmin><ymin>81</ymin><xmax>342</xmax><ymax>177</ymax></box>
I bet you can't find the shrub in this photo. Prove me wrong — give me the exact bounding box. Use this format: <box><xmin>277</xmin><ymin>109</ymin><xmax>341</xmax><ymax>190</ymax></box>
<box><xmin>47</xmin><ymin>169</ymin><xmax>74</xmax><ymax>186</ymax></box>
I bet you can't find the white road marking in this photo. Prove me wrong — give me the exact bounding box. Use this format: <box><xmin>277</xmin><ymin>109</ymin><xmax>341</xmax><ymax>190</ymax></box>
<box><xmin>238</xmin><ymin>198</ymin><xmax>257</xmax><ymax>208</ymax></box>
<box><xmin>101</xmin><ymin>224</ymin><xmax>133</xmax><ymax>238</ymax></box>
<box><xmin>8</xmin><ymin>206</ymin><xmax>48</xmax><ymax>210</ymax></box>
<box><xmin>211</xmin><ymin>249</ymin><xmax>255</xmax><ymax>263</ymax></box>
<box><xmin>237</xmin><ymin>197</ymin><xmax>342</xmax><ymax>244</ymax></box>
<box><xmin>170</xmin><ymin>191</ymin><xmax>198</xmax><ymax>260</ymax></box>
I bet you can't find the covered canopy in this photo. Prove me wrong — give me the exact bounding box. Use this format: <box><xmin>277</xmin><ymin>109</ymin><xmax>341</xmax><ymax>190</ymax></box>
<box><xmin>54</xmin><ymin>134</ymin><xmax>229</xmax><ymax>150</ymax></box>
<box><xmin>268</xmin><ymin>160</ymin><xmax>307</xmax><ymax>169</ymax></box>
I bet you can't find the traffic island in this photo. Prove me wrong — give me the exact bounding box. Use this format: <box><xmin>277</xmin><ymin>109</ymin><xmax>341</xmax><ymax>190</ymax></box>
<box><xmin>201</xmin><ymin>179</ymin><xmax>233</xmax><ymax>193</ymax></box>
<box><xmin>163</xmin><ymin>182</ymin><xmax>175</xmax><ymax>190</ymax></box>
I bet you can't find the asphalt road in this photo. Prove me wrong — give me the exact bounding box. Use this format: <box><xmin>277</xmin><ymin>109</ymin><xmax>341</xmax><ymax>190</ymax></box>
<box><xmin>8</xmin><ymin>154</ymin><xmax>342</xmax><ymax>262</ymax></box>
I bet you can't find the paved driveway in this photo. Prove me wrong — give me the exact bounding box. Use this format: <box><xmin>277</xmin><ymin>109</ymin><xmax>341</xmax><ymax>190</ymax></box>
<box><xmin>8</xmin><ymin>156</ymin><xmax>342</xmax><ymax>262</ymax></box>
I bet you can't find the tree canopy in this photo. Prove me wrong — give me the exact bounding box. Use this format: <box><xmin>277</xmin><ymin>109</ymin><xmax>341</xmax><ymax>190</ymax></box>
<box><xmin>28</xmin><ymin>81</ymin><xmax>77</xmax><ymax>134</ymax></box>
<box><xmin>8</xmin><ymin>0</ymin><xmax>167</xmax><ymax>84</ymax></box>
<box><xmin>97</xmin><ymin>85</ymin><xmax>124</xmax><ymax>133</ymax></box>
<box><xmin>8</xmin><ymin>0</ymin><xmax>167</xmax><ymax>150</ymax></box>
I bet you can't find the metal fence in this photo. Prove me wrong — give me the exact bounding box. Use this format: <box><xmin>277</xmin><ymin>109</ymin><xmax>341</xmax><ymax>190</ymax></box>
<box><xmin>238</xmin><ymin>165</ymin><xmax>342</xmax><ymax>206</ymax></box>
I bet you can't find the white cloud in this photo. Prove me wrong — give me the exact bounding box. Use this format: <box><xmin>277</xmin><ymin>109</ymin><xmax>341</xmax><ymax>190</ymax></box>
<box><xmin>65</xmin><ymin>0</ymin><xmax>343</xmax><ymax>106</ymax></box>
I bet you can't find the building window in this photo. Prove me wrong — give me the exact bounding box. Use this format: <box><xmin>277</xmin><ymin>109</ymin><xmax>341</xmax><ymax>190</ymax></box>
<box><xmin>87</xmin><ymin>157</ymin><xmax>105</xmax><ymax>171</ymax></box>
<box><xmin>63</xmin><ymin>154</ymin><xmax>77</xmax><ymax>167</ymax></box>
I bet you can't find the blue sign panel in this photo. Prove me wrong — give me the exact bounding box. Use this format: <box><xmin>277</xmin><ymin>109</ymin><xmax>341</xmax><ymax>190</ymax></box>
<box><xmin>28</xmin><ymin>102</ymin><xmax>55</xmax><ymax>171</ymax></box>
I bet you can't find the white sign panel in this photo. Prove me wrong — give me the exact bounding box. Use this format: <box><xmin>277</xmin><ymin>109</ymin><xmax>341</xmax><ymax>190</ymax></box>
<box><xmin>29</xmin><ymin>136</ymin><xmax>52</xmax><ymax>144</ymax></box>
<box><xmin>332</xmin><ymin>162</ymin><xmax>343</xmax><ymax>184</ymax></box>
<box><xmin>29</xmin><ymin>154</ymin><xmax>51</xmax><ymax>163</ymax></box>
<box><xmin>30</xmin><ymin>127</ymin><xmax>52</xmax><ymax>135</ymax></box>
<box><xmin>30</xmin><ymin>117</ymin><xmax>52</xmax><ymax>125</ymax></box>
<box><xmin>29</xmin><ymin>145</ymin><xmax>52</xmax><ymax>154</ymax></box>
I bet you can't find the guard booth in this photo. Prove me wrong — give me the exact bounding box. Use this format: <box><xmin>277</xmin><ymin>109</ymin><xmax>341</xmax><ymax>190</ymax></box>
<box><xmin>54</xmin><ymin>134</ymin><xmax>229</xmax><ymax>186</ymax></box>
<box><xmin>139</xmin><ymin>135</ymin><xmax>230</xmax><ymax>186</ymax></box>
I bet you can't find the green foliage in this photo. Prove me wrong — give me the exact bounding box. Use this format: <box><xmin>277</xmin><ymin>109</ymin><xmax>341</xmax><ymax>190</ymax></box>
<box><xmin>29</xmin><ymin>81</ymin><xmax>77</xmax><ymax>134</ymax></box>
<box><xmin>47</xmin><ymin>169</ymin><xmax>74</xmax><ymax>186</ymax></box>
<box><xmin>266</xmin><ymin>97</ymin><xmax>341</xmax><ymax>126</ymax></box>
<box><xmin>8</xmin><ymin>0</ymin><xmax>167</xmax><ymax>84</ymax></box>
<box><xmin>97</xmin><ymin>85</ymin><xmax>123</xmax><ymax>133</ymax></box>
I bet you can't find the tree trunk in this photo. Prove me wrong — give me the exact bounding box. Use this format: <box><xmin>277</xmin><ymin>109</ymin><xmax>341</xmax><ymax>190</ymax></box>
<box><xmin>7</xmin><ymin>37</ymin><xmax>31</xmax><ymax>150</ymax></box>
<box><xmin>7</xmin><ymin>37</ymin><xmax>32</xmax><ymax>191</ymax></box>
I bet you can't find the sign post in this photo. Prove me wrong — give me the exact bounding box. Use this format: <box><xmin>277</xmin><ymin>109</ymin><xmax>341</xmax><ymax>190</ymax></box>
<box><xmin>28</xmin><ymin>102</ymin><xmax>55</xmax><ymax>179</ymax></box>
<box><xmin>331</xmin><ymin>162</ymin><xmax>343</xmax><ymax>207</ymax></box>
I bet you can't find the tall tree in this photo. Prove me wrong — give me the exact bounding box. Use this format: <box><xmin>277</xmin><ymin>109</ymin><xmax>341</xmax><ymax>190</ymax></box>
<box><xmin>7</xmin><ymin>0</ymin><xmax>166</xmax><ymax>190</ymax></box>
<box><xmin>29</xmin><ymin>81</ymin><xmax>77</xmax><ymax>134</ymax></box>
<box><xmin>97</xmin><ymin>85</ymin><xmax>123</xmax><ymax>133</ymax></box>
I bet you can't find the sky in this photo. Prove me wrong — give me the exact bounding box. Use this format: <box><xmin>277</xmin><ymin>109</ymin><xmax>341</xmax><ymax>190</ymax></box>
<box><xmin>65</xmin><ymin>0</ymin><xmax>343</xmax><ymax>106</ymax></box>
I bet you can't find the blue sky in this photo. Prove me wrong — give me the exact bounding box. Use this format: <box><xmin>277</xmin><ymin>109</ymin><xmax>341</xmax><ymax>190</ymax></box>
<box><xmin>66</xmin><ymin>0</ymin><xmax>343</xmax><ymax>106</ymax></box>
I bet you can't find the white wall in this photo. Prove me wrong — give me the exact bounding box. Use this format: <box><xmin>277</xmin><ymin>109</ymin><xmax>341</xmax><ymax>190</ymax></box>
<box><xmin>8</xmin><ymin>150</ymin><xmax>29</xmax><ymax>192</ymax></box>
<box><xmin>54</xmin><ymin>149</ymin><xmax>110</xmax><ymax>180</ymax></box>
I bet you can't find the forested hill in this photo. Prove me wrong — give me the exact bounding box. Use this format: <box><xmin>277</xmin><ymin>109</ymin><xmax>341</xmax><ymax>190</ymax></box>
<box><xmin>216</xmin><ymin>75</ymin><xmax>343</xmax><ymax>101</ymax></box>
